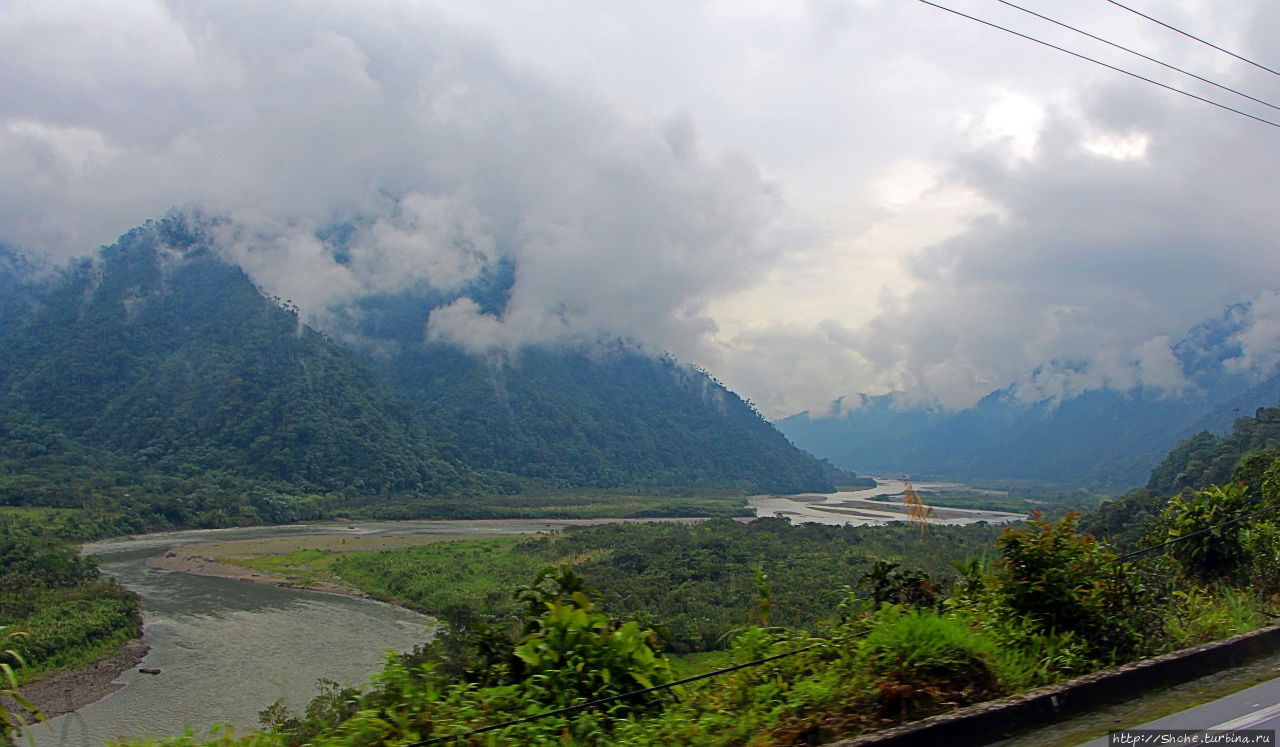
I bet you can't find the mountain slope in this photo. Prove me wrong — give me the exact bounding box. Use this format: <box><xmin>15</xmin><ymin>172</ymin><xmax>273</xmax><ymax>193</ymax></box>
<box><xmin>778</xmin><ymin>304</ymin><xmax>1280</xmax><ymax>488</ymax></box>
<box><xmin>0</xmin><ymin>218</ymin><xmax>477</xmax><ymax>495</ymax></box>
<box><xmin>0</xmin><ymin>214</ymin><xmax>834</xmax><ymax>498</ymax></box>
<box><xmin>378</xmin><ymin>345</ymin><xmax>832</xmax><ymax>493</ymax></box>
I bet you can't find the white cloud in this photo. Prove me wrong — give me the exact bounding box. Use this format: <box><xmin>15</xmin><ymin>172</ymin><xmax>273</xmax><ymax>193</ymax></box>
<box><xmin>1225</xmin><ymin>291</ymin><xmax>1280</xmax><ymax>378</ymax></box>
<box><xmin>3</xmin><ymin>0</ymin><xmax>1279</xmax><ymax>419</ymax></box>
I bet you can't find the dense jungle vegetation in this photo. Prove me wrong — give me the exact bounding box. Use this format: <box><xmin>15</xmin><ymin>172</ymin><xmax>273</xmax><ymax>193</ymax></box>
<box><xmin>0</xmin><ymin>511</ymin><xmax>142</xmax><ymax>689</ymax></box>
<box><xmin>5</xmin><ymin>412</ymin><xmax>1280</xmax><ymax>743</ymax></box>
<box><xmin>0</xmin><ymin>216</ymin><xmax>846</xmax><ymax>507</ymax></box>
<box><xmin>331</xmin><ymin>519</ymin><xmax>1008</xmax><ymax>653</ymax></box>
<box><xmin>12</xmin><ymin>432</ymin><xmax>1259</xmax><ymax>746</ymax></box>
<box><xmin>87</xmin><ymin>452</ymin><xmax>1280</xmax><ymax>746</ymax></box>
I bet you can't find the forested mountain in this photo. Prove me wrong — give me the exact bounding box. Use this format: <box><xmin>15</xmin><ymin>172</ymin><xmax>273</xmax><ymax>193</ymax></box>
<box><xmin>0</xmin><ymin>215</ymin><xmax>834</xmax><ymax>509</ymax></box>
<box><xmin>0</xmin><ymin>220</ymin><xmax>476</xmax><ymax>496</ymax></box>
<box><xmin>377</xmin><ymin>345</ymin><xmax>831</xmax><ymax>491</ymax></box>
<box><xmin>1146</xmin><ymin>406</ymin><xmax>1280</xmax><ymax>495</ymax></box>
<box><xmin>326</xmin><ymin>265</ymin><xmax>834</xmax><ymax>492</ymax></box>
<box><xmin>779</xmin><ymin>304</ymin><xmax>1280</xmax><ymax>488</ymax></box>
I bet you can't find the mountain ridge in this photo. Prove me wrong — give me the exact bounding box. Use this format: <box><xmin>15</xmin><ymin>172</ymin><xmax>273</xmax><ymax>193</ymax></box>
<box><xmin>778</xmin><ymin>301</ymin><xmax>1280</xmax><ymax>488</ymax></box>
<box><xmin>0</xmin><ymin>214</ymin><xmax>838</xmax><ymax>506</ymax></box>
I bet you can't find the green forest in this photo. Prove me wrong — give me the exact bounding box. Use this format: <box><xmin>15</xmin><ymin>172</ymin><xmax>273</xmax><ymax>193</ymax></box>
<box><xmin>5</xmin><ymin>215</ymin><xmax>1280</xmax><ymax>743</ymax></box>
<box><xmin>0</xmin><ymin>215</ymin><xmax>847</xmax><ymax>516</ymax></box>
<box><xmin>69</xmin><ymin>448</ymin><xmax>1280</xmax><ymax>746</ymax></box>
<box><xmin>330</xmin><ymin>519</ymin><xmax>1008</xmax><ymax>653</ymax></box>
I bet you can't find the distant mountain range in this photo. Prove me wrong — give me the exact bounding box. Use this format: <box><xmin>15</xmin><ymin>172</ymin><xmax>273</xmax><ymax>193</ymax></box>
<box><xmin>778</xmin><ymin>303</ymin><xmax>1280</xmax><ymax>489</ymax></box>
<box><xmin>0</xmin><ymin>215</ymin><xmax>840</xmax><ymax>501</ymax></box>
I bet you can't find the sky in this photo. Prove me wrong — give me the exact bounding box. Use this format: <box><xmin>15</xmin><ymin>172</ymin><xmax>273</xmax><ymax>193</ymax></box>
<box><xmin>3</xmin><ymin>0</ymin><xmax>1280</xmax><ymax>418</ymax></box>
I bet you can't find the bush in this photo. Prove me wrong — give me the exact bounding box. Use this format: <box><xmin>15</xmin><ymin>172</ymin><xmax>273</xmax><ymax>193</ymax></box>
<box><xmin>1241</xmin><ymin>520</ymin><xmax>1280</xmax><ymax>594</ymax></box>
<box><xmin>513</xmin><ymin>566</ymin><xmax>673</xmax><ymax>711</ymax></box>
<box><xmin>992</xmin><ymin>512</ymin><xmax>1135</xmax><ymax>659</ymax></box>
<box><xmin>860</xmin><ymin>607</ymin><xmax>1000</xmax><ymax>719</ymax></box>
<box><xmin>1161</xmin><ymin>483</ymin><xmax>1251</xmax><ymax>580</ymax></box>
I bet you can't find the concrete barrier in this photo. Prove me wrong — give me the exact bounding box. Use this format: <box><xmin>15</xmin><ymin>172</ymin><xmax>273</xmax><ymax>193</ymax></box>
<box><xmin>829</xmin><ymin>622</ymin><xmax>1280</xmax><ymax>746</ymax></box>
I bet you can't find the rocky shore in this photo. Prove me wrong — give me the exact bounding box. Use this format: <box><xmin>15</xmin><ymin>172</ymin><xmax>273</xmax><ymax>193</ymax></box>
<box><xmin>5</xmin><ymin>639</ymin><xmax>149</xmax><ymax>724</ymax></box>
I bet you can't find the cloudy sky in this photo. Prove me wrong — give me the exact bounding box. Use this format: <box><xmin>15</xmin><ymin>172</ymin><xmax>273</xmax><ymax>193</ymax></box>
<box><xmin>4</xmin><ymin>0</ymin><xmax>1280</xmax><ymax>417</ymax></box>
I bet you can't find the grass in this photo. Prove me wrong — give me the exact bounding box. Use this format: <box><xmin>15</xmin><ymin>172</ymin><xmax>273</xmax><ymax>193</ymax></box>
<box><xmin>221</xmin><ymin>549</ymin><xmax>345</xmax><ymax>586</ymax></box>
<box><xmin>667</xmin><ymin>649</ymin><xmax>737</xmax><ymax>679</ymax></box>
<box><xmin>347</xmin><ymin>489</ymin><xmax>753</xmax><ymax>521</ymax></box>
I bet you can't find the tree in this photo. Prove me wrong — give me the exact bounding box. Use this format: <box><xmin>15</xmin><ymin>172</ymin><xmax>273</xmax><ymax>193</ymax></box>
<box><xmin>1162</xmin><ymin>483</ymin><xmax>1252</xmax><ymax>580</ymax></box>
<box><xmin>993</xmin><ymin>512</ymin><xmax>1133</xmax><ymax>656</ymax></box>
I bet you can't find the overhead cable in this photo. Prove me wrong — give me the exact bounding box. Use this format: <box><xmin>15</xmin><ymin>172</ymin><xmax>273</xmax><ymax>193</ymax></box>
<box><xmin>917</xmin><ymin>0</ymin><xmax>1280</xmax><ymax>129</ymax></box>
<box><xmin>994</xmin><ymin>0</ymin><xmax>1280</xmax><ymax>112</ymax></box>
<box><xmin>410</xmin><ymin>642</ymin><xmax>822</xmax><ymax>745</ymax></box>
<box><xmin>1103</xmin><ymin>0</ymin><xmax>1280</xmax><ymax>78</ymax></box>
<box><xmin>1117</xmin><ymin>501</ymin><xmax>1280</xmax><ymax>563</ymax></box>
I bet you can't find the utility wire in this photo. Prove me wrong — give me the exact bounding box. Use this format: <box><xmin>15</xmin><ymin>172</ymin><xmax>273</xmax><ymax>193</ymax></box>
<box><xmin>917</xmin><ymin>0</ymin><xmax>1280</xmax><ymax>129</ymax></box>
<box><xmin>1103</xmin><ymin>0</ymin><xmax>1280</xmax><ymax>78</ymax></box>
<box><xmin>410</xmin><ymin>642</ymin><xmax>822</xmax><ymax>745</ymax></box>
<box><xmin>994</xmin><ymin>0</ymin><xmax>1280</xmax><ymax>112</ymax></box>
<box><xmin>396</xmin><ymin>493</ymin><xmax>1269</xmax><ymax>741</ymax></box>
<box><xmin>1117</xmin><ymin>501</ymin><xmax>1280</xmax><ymax>563</ymax></box>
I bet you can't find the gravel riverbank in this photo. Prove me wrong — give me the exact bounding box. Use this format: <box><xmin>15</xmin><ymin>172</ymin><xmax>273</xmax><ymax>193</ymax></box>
<box><xmin>6</xmin><ymin>639</ymin><xmax>149</xmax><ymax>726</ymax></box>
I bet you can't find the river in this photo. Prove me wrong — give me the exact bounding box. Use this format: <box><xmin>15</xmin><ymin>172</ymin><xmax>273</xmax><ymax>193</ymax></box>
<box><xmin>37</xmin><ymin>521</ymin><xmax>567</xmax><ymax>746</ymax></box>
<box><xmin>747</xmin><ymin>478</ymin><xmax>1024</xmax><ymax>526</ymax></box>
<box><xmin>36</xmin><ymin>499</ymin><xmax>1019</xmax><ymax>745</ymax></box>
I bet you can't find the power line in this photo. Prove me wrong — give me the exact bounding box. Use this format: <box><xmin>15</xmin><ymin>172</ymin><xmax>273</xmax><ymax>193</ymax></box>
<box><xmin>917</xmin><ymin>0</ymin><xmax>1280</xmax><ymax>129</ymax></box>
<box><xmin>410</xmin><ymin>642</ymin><xmax>822</xmax><ymax>745</ymax></box>
<box><xmin>1117</xmin><ymin>501</ymin><xmax>1280</xmax><ymax>563</ymax></box>
<box><xmin>994</xmin><ymin>0</ymin><xmax>1280</xmax><ymax>113</ymax></box>
<box><xmin>1103</xmin><ymin>0</ymin><xmax>1280</xmax><ymax>78</ymax></box>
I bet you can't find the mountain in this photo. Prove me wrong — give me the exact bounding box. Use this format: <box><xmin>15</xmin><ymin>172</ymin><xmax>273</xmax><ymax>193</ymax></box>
<box><xmin>376</xmin><ymin>345</ymin><xmax>832</xmax><ymax>492</ymax></box>
<box><xmin>1146</xmin><ymin>405</ymin><xmax>1280</xmax><ymax>495</ymax></box>
<box><xmin>0</xmin><ymin>214</ymin><xmax>834</xmax><ymax>504</ymax></box>
<box><xmin>778</xmin><ymin>305</ymin><xmax>1280</xmax><ymax>489</ymax></box>
<box><xmin>0</xmin><ymin>219</ymin><xmax>476</xmax><ymax>496</ymax></box>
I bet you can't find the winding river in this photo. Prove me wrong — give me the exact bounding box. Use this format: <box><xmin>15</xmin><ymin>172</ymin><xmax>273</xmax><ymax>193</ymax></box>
<box><xmin>38</xmin><ymin>521</ymin><xmax>563</xmax><ymax>746</ymax></box>
<box><xmin>37</xmin><ymin>494</ymin><xmax>1020</xmax><ymax>745</ymax></box>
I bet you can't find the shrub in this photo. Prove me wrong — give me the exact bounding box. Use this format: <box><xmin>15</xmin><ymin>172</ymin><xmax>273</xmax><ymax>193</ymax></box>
<box><xmin>992</xmin><ymin>512</ymin><xmax>1134</xmax><ymax>659</ymax></box>
<box><xmin>860</xmin><ymin>607</ymin><xmax>1002</xmax><ymax>721</ymax></box>
<box><xmin>1162</xmin><ymin>483</ymin><xmax>1251</xmax><ymax>580</ymax></box>
<box><xmin>513</xmin><ymin>566</ymin><xmax>673</xmax><ymax>711</ymax></box>
<box><xmin>1242</xmin><ymin>520</ymin><xmax>1280</xmax><ymax>594</ymax></box>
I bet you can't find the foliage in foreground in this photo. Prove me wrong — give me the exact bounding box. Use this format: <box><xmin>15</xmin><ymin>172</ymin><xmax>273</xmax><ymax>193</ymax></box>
<box><xmin>0</xmin><ymin>525</ymin><xmax>142</xmax><ymax>688</ymax></box>
<box><xmin>1</xmin><ymin>625</ymin><xmax>46</xmax><ymax>745</ymax></box>
<box><xmin>113</xmin><ymin>494</ymin><xmax>1280</xmax><ymax>746</ymax></box>
<box><xmin>331</xmin><ymin>518</ymin><xmax>1006</xmax><ymax>653</ymax></box>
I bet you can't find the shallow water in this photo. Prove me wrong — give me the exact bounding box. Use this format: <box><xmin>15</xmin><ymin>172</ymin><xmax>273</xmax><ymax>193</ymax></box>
<box><xmin>747</xmin><ymin>479</ymin><xmax>1025</xmax><ymax>526</ymax></box>
<box><xmin>35</xmin><ymin>522</ymin><xmax>548</xmax><ymax>746</ymax></box>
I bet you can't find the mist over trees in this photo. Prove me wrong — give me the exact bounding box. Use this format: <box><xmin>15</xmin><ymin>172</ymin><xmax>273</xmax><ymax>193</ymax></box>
<box><xmin>0</xmin><ymin>215</ymin><xmax>837</xmax><ymax>527</ymax></box>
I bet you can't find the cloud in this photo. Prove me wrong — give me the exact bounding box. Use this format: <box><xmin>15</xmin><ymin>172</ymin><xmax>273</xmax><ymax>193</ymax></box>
<box><xmin>0</xmin><ymin>0</ymin><xmax>789</xmax><ymax>363</ymax></box>
<box><xmin>1224</xmin><ymin>291</ymin><xmax>1280</xmax><ymax>379</ymax></box>
<box><xmin>5</xmin><ymin>0</ymin><xmax>1280</xmax><ymax>420</ymax></box>
<box><xmin>713</xmin><ymin>64</ymin><xmax>1280</xmax><ymax>414</ymax></box>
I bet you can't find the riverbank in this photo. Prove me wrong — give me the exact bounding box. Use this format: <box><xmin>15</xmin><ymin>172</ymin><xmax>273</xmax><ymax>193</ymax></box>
<box><xmin>143</xmin><ymin>518</ymin><xmax>715</xmax><ymax>595</ymax></box>
<box><xmin>147</xmin><ymin>548</ymin><xmax>367</xmax><ymax>596</ymax></box>
<box><xmin>6</xmin><ymin>639</ymin><xmax>149</xmax><ymax>723</ymax></box>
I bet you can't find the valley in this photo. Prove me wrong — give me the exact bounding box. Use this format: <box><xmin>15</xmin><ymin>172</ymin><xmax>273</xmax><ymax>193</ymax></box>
<box><xmin>1</xmin><ymin>218</ymin><xmax>1279</xmax><ymax>745</ymax></box>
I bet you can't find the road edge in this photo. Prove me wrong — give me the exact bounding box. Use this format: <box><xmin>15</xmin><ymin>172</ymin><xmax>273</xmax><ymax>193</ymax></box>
<box><xmin>830</xmin><ymin>621</ymin><xmax>1280</xmax><ymax>746</ymax></box>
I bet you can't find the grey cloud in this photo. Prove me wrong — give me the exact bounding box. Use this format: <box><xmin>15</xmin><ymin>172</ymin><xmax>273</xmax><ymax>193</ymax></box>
<box><xmin>842</xmin><ymin>84</ymin><xmax>1280</xmax><ymax>408</ymax></box>
<box><xmin>1224</xmin><ymin>291</ymin><xmax>1280</xmax><ymax>379</ymax></box>
<box><xmin>1</xmin><ymin>0</ymin><xmax>788</xmax><ymax>362</ymax></box>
